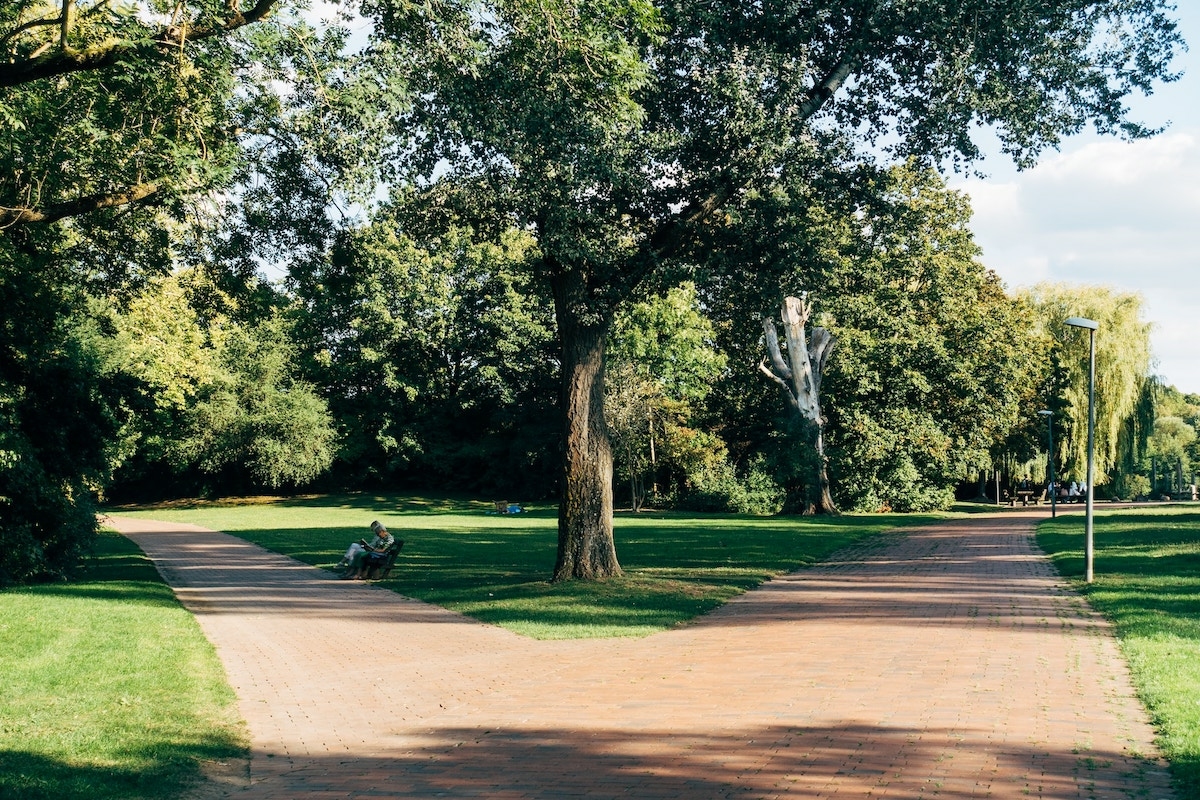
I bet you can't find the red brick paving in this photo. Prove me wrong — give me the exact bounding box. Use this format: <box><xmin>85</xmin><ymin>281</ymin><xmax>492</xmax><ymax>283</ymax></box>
<box><xmin>106</xmin><ymin>511</ymin><xmax>1175</xmax><ymax>799</ymax></box>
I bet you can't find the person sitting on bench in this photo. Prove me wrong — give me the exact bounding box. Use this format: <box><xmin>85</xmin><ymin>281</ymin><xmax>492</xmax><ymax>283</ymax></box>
<box><xmin>337</xmin><ymin>521</ymin><xmax>394</xmax><ymax>576</ymax></box>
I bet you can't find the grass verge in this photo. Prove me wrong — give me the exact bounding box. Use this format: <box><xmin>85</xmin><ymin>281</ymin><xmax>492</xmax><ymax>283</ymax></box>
<box><xmin>107</xmin><ymin>492</ymin><xmax>949</xmax><ymax>639</ymax></box>
<box><xmin>1037</xmin><ymin>505</ymin><xmax>1200</xmax><ymax>800</ymax></box>
<box><xmin>0</xmin><ymin>530</ymin><xmax>247</xmax><ymax>800</ymax></box>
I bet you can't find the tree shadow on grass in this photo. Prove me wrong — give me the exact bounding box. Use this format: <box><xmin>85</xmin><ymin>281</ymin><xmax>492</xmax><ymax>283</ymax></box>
<box><xmin>0</xmin><ymin>741</ymin><xmax>242</xmax><ymax>800</ymax></box>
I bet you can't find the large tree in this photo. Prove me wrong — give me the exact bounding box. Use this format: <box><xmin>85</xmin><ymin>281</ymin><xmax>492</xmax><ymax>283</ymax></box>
<box><xmin>363</xmin><ymin>0</ymin><xmax>1183</xmax><ymax>577</ymax></box>
<box><xmin>1023</xmin><ymin>283</ymin><xmax>1155</xmax><ymax>487</ymax></box>
<box><xmin>701</xmin><ymin>161</ymin><xmax>1041</xmax><ymax>512</ymax></box>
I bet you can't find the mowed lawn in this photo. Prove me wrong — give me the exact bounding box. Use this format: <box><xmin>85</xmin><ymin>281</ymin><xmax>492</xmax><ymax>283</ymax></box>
<box><xmin>106</xmin><ymin>493</ymin><xmax>948</xmax><ymax>638</ymax></box>
<box><xmin>1037</xmin><ymin>505</ymin><xmax>1200</xmax><ymax>799</ymax></box>
<box><xmin>0</xmin><ymin>530</ymin><xmax>246</xmax><ymax>800</ymax></box>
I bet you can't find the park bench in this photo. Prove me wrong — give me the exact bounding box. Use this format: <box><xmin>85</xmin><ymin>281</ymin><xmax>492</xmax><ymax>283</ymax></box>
<box><xmin>359</xmin><ymin>539</ymin><xmax>404</xmax><ymax>580</ymax></box>
<box><xmin>1009</xmin><ymin>487</ymin><xmax>1047</xmax><ymax>506</ymax></box>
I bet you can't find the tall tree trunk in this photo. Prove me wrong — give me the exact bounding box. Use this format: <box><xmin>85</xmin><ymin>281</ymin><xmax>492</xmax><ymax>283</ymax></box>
<box><xmin>760</xmin><ymin>294</ymin><xmax>837</xmax><ymax>515</ymax></box>
<box><xmin>551</xmin><ymin>272</ymin><xmax>622</xmax><ymax>581</ymax></box>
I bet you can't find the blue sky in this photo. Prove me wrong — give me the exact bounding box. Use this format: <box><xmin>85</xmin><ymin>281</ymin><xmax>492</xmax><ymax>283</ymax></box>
<box><xmin>951</xmin><ymin>0</ymin><xmax>1200</xmax><ymax>394</ymax></box>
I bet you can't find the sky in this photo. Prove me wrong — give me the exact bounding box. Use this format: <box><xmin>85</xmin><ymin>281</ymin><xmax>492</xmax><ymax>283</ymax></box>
<box><xmin>950</xmin><ymin>0</ymin><xmax>1200</xmax><ymax>394</ymax></box>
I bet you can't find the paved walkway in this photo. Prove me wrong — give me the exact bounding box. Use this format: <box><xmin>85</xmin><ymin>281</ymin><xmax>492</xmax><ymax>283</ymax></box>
<box><xmin>105</xmin><ymin>511</ymin><xmax>1175</xmax><ymax>799</ymax></box>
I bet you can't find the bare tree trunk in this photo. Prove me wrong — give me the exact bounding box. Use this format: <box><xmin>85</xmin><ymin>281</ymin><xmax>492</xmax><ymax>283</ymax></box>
<box><xmin>552</xmin><ymin>273</ymin><xmax>622</xmax><ymax>581</ymax></box>
<box><xmin>760</xmin><ymin>294</ymin><xmax>837</xmax><ymax>515</ymax></box>
<box><xmin>648</xmin><ymin>410</ymin><xmax>658</xmax><ymax>499</ymax></box>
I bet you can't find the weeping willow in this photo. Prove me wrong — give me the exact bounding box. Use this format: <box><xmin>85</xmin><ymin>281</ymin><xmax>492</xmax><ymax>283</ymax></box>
<box><xmin>1022</xmin><ymin>284</ymin><xmax>1154</xmax><ymax>485</ymax></box>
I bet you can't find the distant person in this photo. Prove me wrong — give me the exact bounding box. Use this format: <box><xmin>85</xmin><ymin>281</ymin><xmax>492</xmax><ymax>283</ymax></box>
<box><xmin>1068</xmin><ymin>481</ymin><xmax>1080</xmax><ymax>502</ymax></box>
<box><xmin>337</xmin><ymin>521</ymin><xmax>394</xmax><ymax>576</ymax></box>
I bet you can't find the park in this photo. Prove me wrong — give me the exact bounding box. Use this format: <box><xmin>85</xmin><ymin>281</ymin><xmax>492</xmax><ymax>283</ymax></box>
<box><xmin>3</xmin><ymin>0</ymin><xmax>1200</xmax><ymax>796</ymax></box>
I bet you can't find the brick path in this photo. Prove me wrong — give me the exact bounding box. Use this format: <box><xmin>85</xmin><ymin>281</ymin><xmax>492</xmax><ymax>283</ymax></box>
<box><xmin>106</xmin><ymin>512</ymin><xmax>1174</xmax><ymax>799</ymax></box>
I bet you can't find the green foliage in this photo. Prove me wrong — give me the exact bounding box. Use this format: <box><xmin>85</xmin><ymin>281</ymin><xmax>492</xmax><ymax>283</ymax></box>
<box><xmin>0</xmin><ymin>245</ymin><xmax>135</xmax><ymax>584</ymax></box>
<box><xmin>609</xmin><ymin>283</ymin><xmax>728</xmax><ymax>403</ymax></box>
<box><xmin>0</xmin><ymin>1</ymin><xmax>255</xmax><ymax>236</ymax></box>
<box><xmin>1150</xmin><ymin>417</ymin><xmax>1196</xmax><ymax>472</ymax></box>
<box><xmin>0</xmin><ymin>530</ymin><xmax>246</xmax><ymax>799</ymax></box>
<box><xmin>1037</xmin><ymin>508</ymin><xmax>1200</xmax><ymax>798</ymax></box>
<box><xmin>673</xmin><ymin>457</ymin><xmax>785</xmax><ymax>516</ymax></box>
<box><xmin>289</xmin><ymin>219</ymin><xmax>559</xmax><ymax>494</ymax></box>
<box><xmin>607</xmin><ymin>283</ymin><xmax>728</xmax><ymax>508</ymax></box>
<box><xmin>702</xmin><ymin>162</ymin><xmax>1040</xmax><ymax>512</ymax></box>
<box><xmin>109</xmin><ymin>271</ymin><xmax>336</xmax><ymax>497</ymax></box>
<box><xmin>1115</xmin><ymin>472</ymin><xmax>1151</xmax><ymax>501</ymax></box>
<box><xmin>177</xmin><ymin>314</ymin><xmax>336</xmax><ymax>490</ymax></box>
<box><xmin>1022</xmin><ymin>284</ymin><xmax>1155</xmax><ymax>485</ymax></box>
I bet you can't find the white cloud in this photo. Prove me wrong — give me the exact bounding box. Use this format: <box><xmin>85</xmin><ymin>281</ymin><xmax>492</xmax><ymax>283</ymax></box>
<box><xmin>953</xmin><ymin>128</ymin><xmax>1200</xmax><ymax>393</ymax></box>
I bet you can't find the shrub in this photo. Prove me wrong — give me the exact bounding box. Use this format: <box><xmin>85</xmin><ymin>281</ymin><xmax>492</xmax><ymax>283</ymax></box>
<box><xmin>673</xmin><ymin>458</ymin><xmax>784</xmax><ymax>515</ymax></box>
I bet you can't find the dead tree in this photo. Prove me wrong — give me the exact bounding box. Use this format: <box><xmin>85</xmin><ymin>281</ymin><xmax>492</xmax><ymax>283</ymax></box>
<box><xmin>759</xmin><ymin>294</ymin><xmax>837</xmax><ymax>515</ymax></box>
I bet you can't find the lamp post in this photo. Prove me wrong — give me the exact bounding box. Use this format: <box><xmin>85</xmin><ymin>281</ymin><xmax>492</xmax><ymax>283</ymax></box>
<box><xmin>1038</xmin><ymin>410</ymin><xmax>1056</xmax><ymax>518</ymax></box>
<box><xmin>1065</xmin><ymin>316</ymin><xmax>1099</xmax><ymax>583</ymax></box>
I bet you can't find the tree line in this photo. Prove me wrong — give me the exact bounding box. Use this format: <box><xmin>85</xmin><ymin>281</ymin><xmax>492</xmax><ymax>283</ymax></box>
<box><xmin>0</xmin><ymin>0</ymin><xmax>1186</xmax><ymax>584</ymax></box>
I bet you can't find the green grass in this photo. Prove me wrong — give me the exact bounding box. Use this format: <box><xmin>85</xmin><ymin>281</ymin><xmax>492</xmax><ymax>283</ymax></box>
<box><xmin>0</xmin><ymin>530</ymin><xmax>247</xmax><ymax>800</ymax></box>
<box><xmin>1037</xmin><ymin>505</ymin><xmax>1200</xmax><ymax>799</ymax></box>
<box><xmin>107</xmin><ymin>492</ymin><xmax>950</xmax><ymax>639</ymax></box>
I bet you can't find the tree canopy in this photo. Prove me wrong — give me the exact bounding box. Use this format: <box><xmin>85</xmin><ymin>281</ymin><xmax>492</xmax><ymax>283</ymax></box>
<box><xmin>352</xmin><ymin>0</ymin><xmax>1183</xmax><ymax>577</ymax></box>
<box><xmin>1022</xmin><ymin>283</ymin><xmax>1155</xmax><ymax>485</ymax></box>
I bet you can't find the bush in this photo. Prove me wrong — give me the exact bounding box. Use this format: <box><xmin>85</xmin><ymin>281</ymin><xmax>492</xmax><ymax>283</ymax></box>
<box><xmin>673</xmin><ymin>458</ymin><xmax>784</xmax><ymax>515</ymax></box>
<box><xmin>0</xmin><ymin>259</ymin><xmax>125</xmax><ymax>584</ymax></box>
<box><xmin>1112</xmin><ymin>473</ymin><xmax>1150</xmax><ymax>501</ymax></box>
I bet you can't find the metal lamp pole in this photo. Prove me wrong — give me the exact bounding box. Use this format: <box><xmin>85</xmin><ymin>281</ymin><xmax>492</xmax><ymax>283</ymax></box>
<box><xmin>1065</xmin><ymin>316</ymin><xmax>1099</xmax><ymax>583</ymax></box>
<box><xmin>1038</xmin><ymin>410</ymin><xmax>1056</xmax><ymax>518</ymax></box>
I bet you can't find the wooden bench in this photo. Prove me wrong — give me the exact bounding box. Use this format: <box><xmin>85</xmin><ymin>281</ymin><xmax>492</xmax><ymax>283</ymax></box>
<box><xmin>359</xmin><ymin>539</ymin><xmax>405</xmax><ymax>580</ymax></box>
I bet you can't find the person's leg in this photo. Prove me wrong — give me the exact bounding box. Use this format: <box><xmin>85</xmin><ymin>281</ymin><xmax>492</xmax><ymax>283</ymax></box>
<box><xmin>339</xmin><ymin>543</ymin><xmax>364</xmax><ymax>567</ymax></box>
<box><xmin>344</xmin><ymin>551</ymin><xmax>367</xmax><ymax>578</ymax></box>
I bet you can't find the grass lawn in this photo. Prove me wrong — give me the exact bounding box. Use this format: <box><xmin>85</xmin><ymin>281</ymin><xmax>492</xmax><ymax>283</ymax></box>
<box><xmin>107</xmin><ymin>492</ymin><xmax>950</xmax><ymax>639</ymax></box>
<box><xmin>0</xmin><ymin>530</ymin><xmax>246</xmax><ymax>800</ymax></box>
<box><xmin>1037</xmin><ymin>505</ymin><xmax>1200</xmax><ymax>800</ymax></box>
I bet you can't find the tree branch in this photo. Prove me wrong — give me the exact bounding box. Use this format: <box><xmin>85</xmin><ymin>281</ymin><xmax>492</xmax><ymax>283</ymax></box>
<box><xmin>758</xmin><ymin>359</ymin><xmax>798</xmax><ymax>410</ymax></box>
<box><xmin>797</xmin><ymin>3</ymin><xmax>879</xmax><ymax>122</ymax></box>
<box><xmin>60</xmin><ymin>0</ymin><xmax>74</xmax><ymax>51</ymax></box>
<box><xmin>0</xmin><ymin>180</ymin><xmax>162</xmax><ymax>227</ymax></box>
<box><xmin>808</xmin><ymin>327</ymin><xmax>834</xmax><ymax>398</ymax></box>
<box><xmin>762</xmin><ymin>316</ymin><xmax>792</xmax><ymax>380</ymax></box>
<box><xmin>0</xmin><ymin>14</ymin><xmax>60</xmax><ymax>50</ymax></box>
<box><xmin>0</xmin><ymin>0</ymin><xmax>278</xmax><ymax>88</ymax></box>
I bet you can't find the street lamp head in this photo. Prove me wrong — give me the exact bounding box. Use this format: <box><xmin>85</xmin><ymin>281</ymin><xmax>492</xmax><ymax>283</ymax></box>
<box><xmin>1065</xmin><ymin>316</ymin><xmax>1099</xmax><ymax>330</ymax></box>
<box><xmin>1038</xmin><ymin>410</ymin><xmax>1053</xmax><ymax>417</ymax></box>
